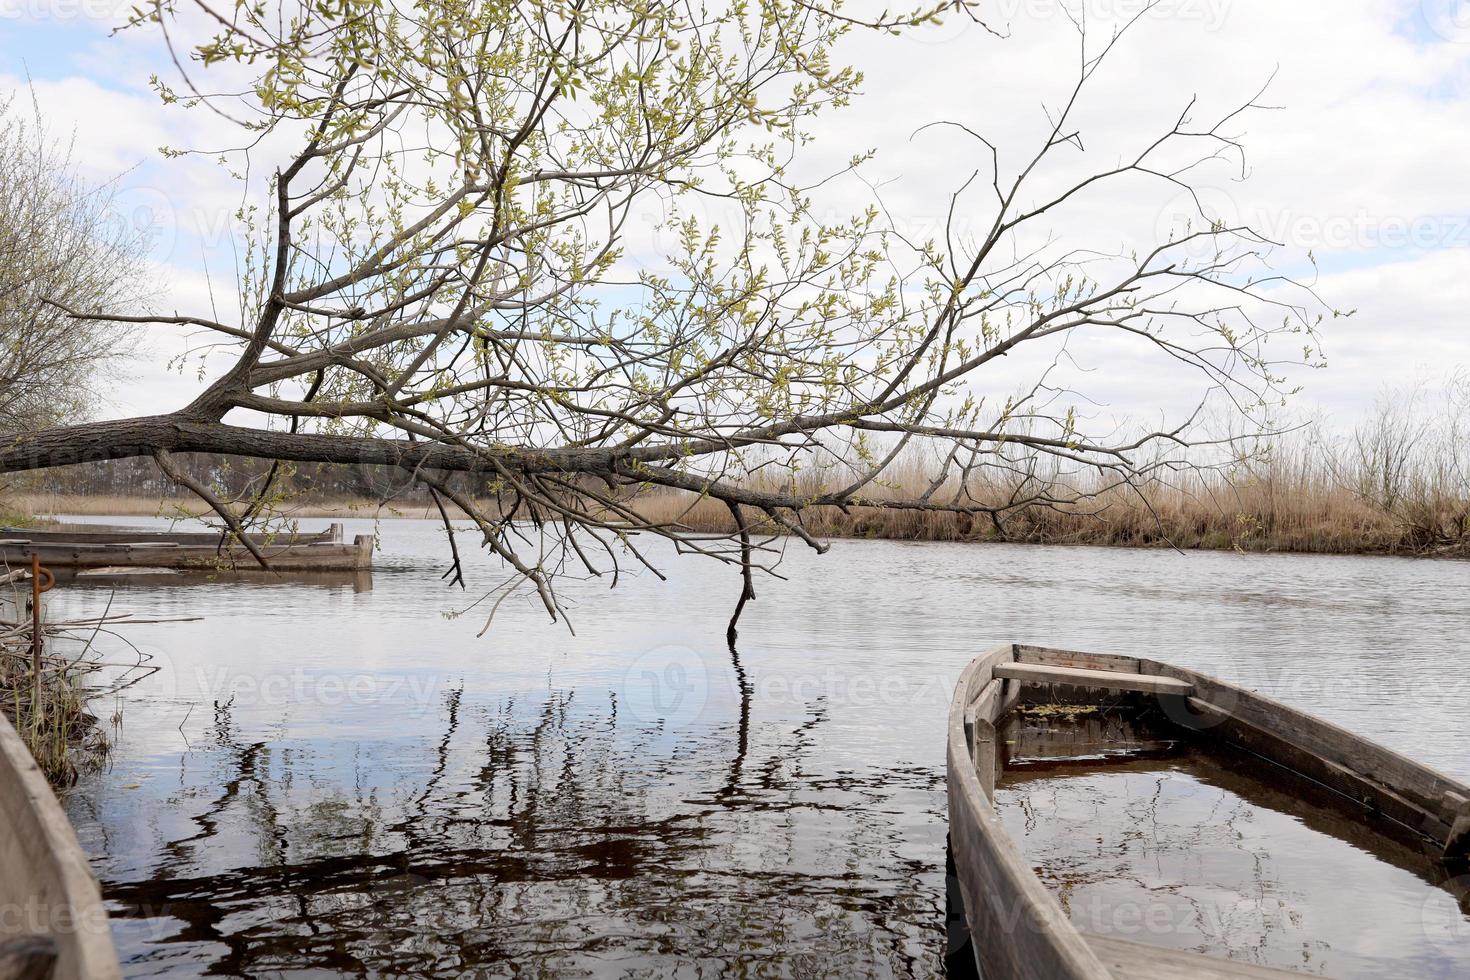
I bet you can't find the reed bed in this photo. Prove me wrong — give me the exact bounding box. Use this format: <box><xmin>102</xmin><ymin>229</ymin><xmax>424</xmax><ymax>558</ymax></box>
<box><xmin>625</xmin><ymin>479</ymin><xmax>1435</xmax><ymax>555</ymax></box>
<box><xmin>1</xmin><ymin>617</ymin><xmax>111</xmax><ymax>784</ymax></box>
<box><xmin>626</xmin><ymin>439</ymin><xmax>1469</xmax><ymax>556</ymax></box>
<box><xmin>9</xmin><ymin>417</ymin><xmax>1467</xmax><ymax>558</ymax></box>
<box><xmin>0</xmin><ymin>578</ymin><xmax>171</xmax><ymax>785</ymax></box>
<box><xmin>10</xmin><ymin>472</ymin><xmax>1467</xmax><ymax>557</ymax></box>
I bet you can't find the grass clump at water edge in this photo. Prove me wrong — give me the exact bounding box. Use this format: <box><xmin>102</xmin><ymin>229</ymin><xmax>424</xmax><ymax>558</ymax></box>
<box><xmin>0</xmin><ymin>585</ymin><xmax>117</xmax><ymax>786</ymax></box>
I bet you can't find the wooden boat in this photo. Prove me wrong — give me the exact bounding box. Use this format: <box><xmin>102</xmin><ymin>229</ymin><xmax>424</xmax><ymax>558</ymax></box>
<box><xmin>947</xmin><ymin>643</ymin><xmax>1470</xmax><ymax>980</ymax></box>
<box><xmin>0</xmin><ymin>522</ymin><xmax>373</xmax><ymax>572</ymax></box>
<box><xmin>0</xmin><ymin>711</ymin><xmax>121</xmax><ymax>980</ymax></box>
<box><xmin>0</xmin><ymin>524</ymin><xmax>340</xmax><ymax>546</ymax></box>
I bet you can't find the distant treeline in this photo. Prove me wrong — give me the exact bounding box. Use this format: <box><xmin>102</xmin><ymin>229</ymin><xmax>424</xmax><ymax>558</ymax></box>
<box><xmin>14</xmin><ymin>453</ymin><xmax>484</xmax><ymax>506</ymax></box>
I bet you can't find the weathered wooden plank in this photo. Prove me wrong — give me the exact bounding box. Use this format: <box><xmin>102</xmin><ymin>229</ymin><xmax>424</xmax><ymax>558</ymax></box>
<box><xmin>999</xmin><ymin>676</ymin><xmax>1023</xmax><ymax>718</ymax></box>
<box><xmin>1175</xmin><ymin>696</ymin><xmax>1450</xmax><ymax>842</ymax></box>
<box><xmin>968</xmin><ymin>679</ymin><xmax>1004</xmax><ymax>727</ymax></box>
<box><xmin>0</xmin><ymin>709</ymin><xmax>121</xmax><ymax>980</ymax></box>
<box><xmin>0</xmin><ymin>523</ymin><xmax>340</xmax><ymax>546</ymax></box>
<box><xmin>972</xmin><ymin>716</ymin><xmax>998</xmax><ymax>801</ymax></box>
<box><xmin>0</xmin><ymin>535</ymin><xmax>372</xmax><ymax>571</ymax></box>
<box><xmin>1145</xmin><ymin>661</ymin><xmax>1468</xmax><ymax>840</ymax></box>
<box><xmin>1087</xmin><ymin>936</ymin><xmax>1309</xmax><ymax>980</ymax></box>
<box><xmin>965</xmin><ymin>647</ymin><xmax>1018</xmax><ymax>703</ymax></box>
<box><xmin>994</xmin><ymin>662</ymin><xmax>1193</xmax><ymax>696</ymax></box>
<box><xmin>1015</xmin><ymin>645</ymin><xmax>1141</xmax><ymax>674</ymax></box>
<box><xmin>948</xmin><ymin>652</ymin><xmax>1112</xmax><ymax>980</ymax></box>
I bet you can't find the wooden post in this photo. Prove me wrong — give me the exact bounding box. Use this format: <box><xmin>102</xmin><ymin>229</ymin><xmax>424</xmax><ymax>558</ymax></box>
<box><xmin>30</xmin><ymin>552</ymin><xmax>42</xmax><ymax>718</ymax></box>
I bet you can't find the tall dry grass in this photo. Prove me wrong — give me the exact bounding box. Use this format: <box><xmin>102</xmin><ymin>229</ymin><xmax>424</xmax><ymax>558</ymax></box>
<box><xmin>10</xmin><ymin>457</ymin><xmax>1466</xmax><ymax>557</ymax></box>
<box><xmin>624</xmin><ymin>421</ymin><xmax>1470</xmax><ymax>556</ymax></box>
<box><xmin>7</xmin><ymin>383</ymin><xmax>1467</xmax><ymax>558</ymax></box>
<box><xmin>624</xmin><ymin>472</ymin><xmax>1420</xmax><ymax>554</ymax></box>
<box><xmin>0</xmin><ymin>586</ymin><xmax>113</xmax><ymax>786</ymax></box>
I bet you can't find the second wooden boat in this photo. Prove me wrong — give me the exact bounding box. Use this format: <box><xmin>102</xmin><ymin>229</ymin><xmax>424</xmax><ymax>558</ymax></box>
<box><xmin>0</xmin><ymin>522</ymin><xmax>373</xmax><ymax>571</ymax></box>
<box><xmin>948</xmin><ymin>643</ymin><xmax>1470</xmax><ymax>979</ymax></box>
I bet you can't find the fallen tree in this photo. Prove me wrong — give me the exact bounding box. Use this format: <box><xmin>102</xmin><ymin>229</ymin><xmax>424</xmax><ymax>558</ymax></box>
<box><xmin>6</xmin><ymin>0</ymin><xmax>1335</xmax><ymax>636</ymax></box>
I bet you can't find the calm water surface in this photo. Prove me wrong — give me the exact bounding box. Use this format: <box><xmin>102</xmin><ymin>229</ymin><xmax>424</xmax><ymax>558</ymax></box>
<box><xmin>48</xmin><ymin>517</ymin><xmax>1470</xmax><ymax>978</ymax></box>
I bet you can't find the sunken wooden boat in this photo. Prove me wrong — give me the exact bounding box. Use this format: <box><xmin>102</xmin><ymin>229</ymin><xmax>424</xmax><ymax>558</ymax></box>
<box><xmin>0</xmin><ymin>711</ymin><xmax>121</xmax><ymax>980</ymax></box>
<box><xmin>0</xmin><ymin>522</ymin><xmax>373</xmax><ymax>572</ymax></box>
<box><xmin>948</xmin><ymin>643</ymin><xmax>1470</xmax><ymax>980</ymax></box>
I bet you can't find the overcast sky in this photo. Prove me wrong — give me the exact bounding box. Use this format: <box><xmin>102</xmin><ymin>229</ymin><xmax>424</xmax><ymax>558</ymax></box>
<box><xmin>1</xmin><ymin>0</ymin><xmax>1467</xmax><ymax>430</ymax></box>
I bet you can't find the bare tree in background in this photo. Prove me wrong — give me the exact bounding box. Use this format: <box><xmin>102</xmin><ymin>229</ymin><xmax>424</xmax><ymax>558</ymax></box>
<box><xmin>1339</xmin><ymin>376</ymin><xmax>1470</xmax><ymax>551</ymax></box>
<box><xmin>1</xmin><ymin>1</ymin><xmax>1338</xmax><ymax>636</ymax></box>
<box><xmin>0</xmin><ymin>95</ymin><xmax>144</xmax><ymax>432</ymax></box>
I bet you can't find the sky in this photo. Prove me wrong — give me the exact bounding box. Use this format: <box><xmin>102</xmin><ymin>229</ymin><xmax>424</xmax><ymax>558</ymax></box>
<box><xmin>1</xmin><ymin>0</ymin><xmax>1467</xmax><ymax>431</ymax></box>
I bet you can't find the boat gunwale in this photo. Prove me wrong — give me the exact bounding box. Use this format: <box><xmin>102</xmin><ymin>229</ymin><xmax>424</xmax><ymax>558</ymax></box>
<box><xmin>0</xmin><ymin>711</ymin><xmax>121</xmax><ymax>980</ymax></box>
<box><xmin>0</xmin><ymin>531</ymin><xmax>375</xmax><ymax>571</ymax></box>
<box><xmin>947</xmin><ymin>645</ymin><xmax>1114</xmax><ymax>979</ymax></box>
<box><xmin>0</xmin><ymin>523</ymin><xmax>342</xmax><ymax>546</ymax></box>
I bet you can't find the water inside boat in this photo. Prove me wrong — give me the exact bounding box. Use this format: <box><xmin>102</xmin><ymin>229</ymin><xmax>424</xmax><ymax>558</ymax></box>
<box><xmin>992</xmin><ymin>704</ymin><xmax>1470</xmax><ymax>979</ymax></box>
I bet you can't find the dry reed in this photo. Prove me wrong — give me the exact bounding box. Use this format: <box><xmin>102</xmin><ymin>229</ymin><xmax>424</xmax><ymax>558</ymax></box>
<box><xmin>0</xmin><ymin>582</ymin><xmax>169</xmax><ymax>786</ymax></box>
<box><xmin>8</xmin><ymin>426</ymin><xmax>1467</xmax><ymax>558</ymax></box>
<box><xmin>0</xmin><ymin>613</ymin><xmax>110</xmax><ymax>785</ymax></box>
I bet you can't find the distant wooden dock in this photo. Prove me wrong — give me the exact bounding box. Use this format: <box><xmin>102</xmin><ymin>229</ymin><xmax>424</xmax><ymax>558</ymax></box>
<box><xmin>0</xmin><ymin>522</ymin><xmax>373</xmax><ymax>572</ymax></box>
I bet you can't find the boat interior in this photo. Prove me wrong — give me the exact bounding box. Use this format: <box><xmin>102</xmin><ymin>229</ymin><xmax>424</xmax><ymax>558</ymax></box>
<box><xmin>947</xmin><ymin>644</ymin><xmax>1470</xmax><ymax>980</ymax></box>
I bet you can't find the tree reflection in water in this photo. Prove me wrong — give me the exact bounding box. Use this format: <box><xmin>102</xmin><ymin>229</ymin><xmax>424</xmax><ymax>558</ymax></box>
<box><xmin>95</xmin><ymin>646</ymin><xmax>944</xmax><ymax>978</ymax></box>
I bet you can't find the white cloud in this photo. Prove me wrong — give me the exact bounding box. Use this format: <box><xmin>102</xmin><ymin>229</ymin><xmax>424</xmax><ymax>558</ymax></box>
<box><xmin>3</xmin><ymin>0</ymin><xmax>1468</xmax><ymax>427</ymax></box>
<box><xmin>797</xmin><ymin>0</ymin><xmax>1470</xmax><ymax>420</ymax></box>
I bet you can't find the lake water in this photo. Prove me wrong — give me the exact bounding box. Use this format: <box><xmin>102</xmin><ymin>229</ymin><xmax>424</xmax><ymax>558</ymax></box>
<box><xmin>47</xmin><ymin>516</ymin><xmax>1470</xmax><ymax>978</ymax></box>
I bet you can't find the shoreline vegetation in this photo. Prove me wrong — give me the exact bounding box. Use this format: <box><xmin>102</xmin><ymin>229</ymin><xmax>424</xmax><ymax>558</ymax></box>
<box><xmin>0</xmin><ymin>580</ymin><xmax>116</xmax><ymax>786</ymax></box>
<box><xmin>8</xmin><ymin>391</ymin><xmax>1469</xmax><ymax>561</ymax></box>
<box><xmin>10</xmin><ymin>468</ymin><xmax>1468</xmax><ymax>560</ymax></box>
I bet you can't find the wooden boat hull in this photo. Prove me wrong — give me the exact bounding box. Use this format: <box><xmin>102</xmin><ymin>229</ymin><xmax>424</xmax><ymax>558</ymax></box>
<box><xmin>0</xmin><ymin>524</ymin><xmax>341</xmax><ymax>547</ymax></box>
<box><xmin>0</xmin><ymin>712</ymin><xmax>120</xmax><ymax>980</ymax></box>
<box><xmin>947</xmin><ymin>644</ymin><xmax>1470</xmax><ymax>980</ymax></box>
<box><xmin>0</xmin><ymin>523</ymin><xmax>373</xmax><ymax>571</ymax></box>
